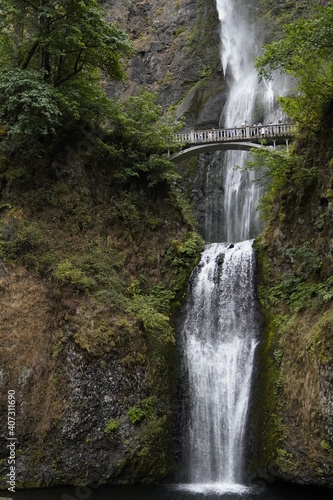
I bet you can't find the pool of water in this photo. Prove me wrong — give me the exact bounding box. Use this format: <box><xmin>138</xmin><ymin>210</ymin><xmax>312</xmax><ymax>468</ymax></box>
<box><xmin>6</xmin><ymin>482</ymin><xmax>332</xmax><ymax>500</ymax></box>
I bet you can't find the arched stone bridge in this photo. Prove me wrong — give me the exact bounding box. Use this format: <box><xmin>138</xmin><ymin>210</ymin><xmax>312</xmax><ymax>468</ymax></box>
<box><xmin>169</xmin><ymin>123</ymin><xmax>296</xmax><ymax>163</ymax></box>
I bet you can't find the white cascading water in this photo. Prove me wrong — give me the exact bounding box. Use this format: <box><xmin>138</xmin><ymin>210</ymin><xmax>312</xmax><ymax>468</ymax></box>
<box><xmin>179</xmin><ymin>0</ymin><xmax>284</xmax><ymax>491</ymax></box>
<box><xmin>181</xmin><ymin>242</ymin><xmax>260</xmax><ymax>489</ymax></box>
<box><xmin>201</xmin><ymin>1</ymin><xmax>287</xmax><ymax>243</ymax></box>
<box><xmin>218</xmin><ymin>0</ymin><xmax>265</xmax><ymax>242</ymax></box>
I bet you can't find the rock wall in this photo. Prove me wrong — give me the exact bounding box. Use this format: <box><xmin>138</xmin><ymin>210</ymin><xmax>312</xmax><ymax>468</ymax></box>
<box><xmin>0</xmin><ymin>228</ymin><xmax>181</xmax><ymax>488</ymax></box>
<box><xmin>0</xmin><ymin>166</ymin><xmax>202</xmax><ymax>488</ymax></box>
<box><xmin>248</xmin><ymin>115</ymin><xmax>333</xmax><ymax>488</ymax></box>
<box><xmin>104</xmin><ymin>0</ymin><xmax>226</xmax><ymax>129</ymax></box>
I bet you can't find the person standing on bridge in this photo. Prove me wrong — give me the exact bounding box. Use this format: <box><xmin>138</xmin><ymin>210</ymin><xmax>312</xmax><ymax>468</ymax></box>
<box><xmin>278</xmin><ymin>118</ymin><xmax>282</xmax><ymax>134</ymax></box>
<box><xmin>258</xmin><ymin>122</ymin><xmax>262</xmax><ymax>137</ymax></box>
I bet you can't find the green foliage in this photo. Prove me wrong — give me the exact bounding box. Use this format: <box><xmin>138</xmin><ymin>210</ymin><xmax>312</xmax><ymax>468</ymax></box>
<box><xmin>128</xmin><ymin>396</ymin><xmax>157</xmax><ymax>425</ymax></box>
<box><xmin>321</xmin><ymin>440</ymin><xmax>331</xmax><ymax>451</ymax></box>
<box><xmin>276</xmin><ymin>448</ymin><xmax>298</xmax><ymax>472</ymax></box>
<box><xmin>127</xmin><ymin>294</ymin><xmax>174</xmax><ymax>345</ymax></box>
<box><xmin>128</xmin><ymin>406</ymin><xmax>146</xmax><ymax>425</ymax></box>
<box><xmin>166</xmin><ymin>232</ymin><xmax>204</xmax><ymax>282</ymax></box>
<box><xmin>272</xmin><ymin>314</ymin><xmax>290</xmax><ymax>334</ymax></box>
<box><xmin>273</xmin><ymin>349</ymin><xmax>283</xmax><ymax>366</ymax></box>
<box><xmin>106</xmin><ymin>193</ymin><xmax>141</xmax><ymax>240</ymax></box>
<box><xmin>0</xmin><ymin>0</ymin><xmax>134</xmax><ymax>85</ymax></box>
<box><xmin>49</xmin><ymin>242</ymin><xmax>126</xmax><ymax>301</ymax></box>
<box><xmin>282</xmin><ymin>244</ymin><xmax>320</xmax><ymax>279</ymax></box>
<box><xmin>147</xmin><ymin>286</ymin><xmax>176</xmax><ymax>314</ymax></box>
<box><xmin>105</xmin><ymin>418</ymin><xmax>120</xmax><ymax>439</ymax></box>
<box><xmin>164</xmin><ymin>232</ymin><xmax>204</xmax><ymax>304</ymax></box>
<box><xmin>0</xmin><ymin>69</ymin><xmax>63</xmax><ymax>136</ymax></box>
<box><xmin>265</xmin><ymin>243</ymin><xmax>333</xmax><ymax>313</ymax></box>
<box><xmin>244</xmin><ymin>147</ymin><xmax>316</xmax><ymax>222</ymax></box>
<box><xmin>0</xmin><ymin>209</ymin><xmax>44</xmax><ymax>259</ymax></box>
<box><xmin>256</xmin><ymin>5</ymin><xmax>333</xmax><ymax>130</ymax></box>
<box><xmin>0</xmin><ymin>69</ymin><xmax>75</xmax><ymax>155</ymax></box>
<box><xmin>104</xmin><ymin>90</ymin><xmax>184</xmax><ymax>187</ymax></box>
<box><xmin>53</xmin><ymin>258</ymin><xmax>95</xmax><ymax>292</ymax></box>
<box><xmin>166</xmin><ymin>232</ymin><xmax>204</xmax><ymax>270</ymax></box>
<box><xmin>308</xmin><ymin>310</ymin><xmax>333</xmax><ymax>366</ymax></box>
<box><xmin>0</xmin><ymin>0</ymin><xmax>134</xmax><ymax>154</ymax></box>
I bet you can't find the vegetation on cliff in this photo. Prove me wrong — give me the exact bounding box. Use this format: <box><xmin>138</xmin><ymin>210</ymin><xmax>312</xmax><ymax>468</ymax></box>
<box><xmin>0</xmin><ymin>0</ymin><xmax>203</xmax><ymax>488</ymax></box>
<box><xmin>246</xmin><ymin>4</ymin><xmax>333</xmax><ymax>487</ymax></box>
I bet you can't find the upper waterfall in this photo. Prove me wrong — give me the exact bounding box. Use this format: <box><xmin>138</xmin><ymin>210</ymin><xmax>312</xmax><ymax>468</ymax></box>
<box><xmin>195</xmin><ymin>0</ymin><xmax>288</xmax><ymax>243</ymax></box>
<box><xmin>218</xmin><ymin>0</ymin><xmax>264</xmax><ymax>243</ymax></box>
<box><xmin>217</xmin><ymin>0</ymin><xmax>258</xmax><ymax>128</ymax></box>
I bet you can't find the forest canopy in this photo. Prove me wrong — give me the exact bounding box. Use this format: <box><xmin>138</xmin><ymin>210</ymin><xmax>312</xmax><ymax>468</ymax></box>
<box><xmin>0</xmin><ymin>1</ymin><xmax>184</xmax><ymax>189</ymax></box>
<box><xmin>0</xmin><ymin>0</ymin><xmax>134</xmax><ymax>84</ymax></box>
<box><xmin>0</xmin><ymin>0</ymin><xmax>135</xmax><ymax>147</ymax></box>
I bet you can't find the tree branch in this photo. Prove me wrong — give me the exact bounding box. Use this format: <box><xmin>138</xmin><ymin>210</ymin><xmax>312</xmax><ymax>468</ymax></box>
<box><xmin>21</xmin><ymin>40</ymin><xmax>39</xmax><ymax>69</ymax></box>
<box><xmin>20</xmin><ymin>0</ymin><xmax>38</xmax><ymax>10</ymax></box>
<box><xmin>55</xmin><ymin>62</ymin><xmax>85</xmax><ymax>87</ymax></box>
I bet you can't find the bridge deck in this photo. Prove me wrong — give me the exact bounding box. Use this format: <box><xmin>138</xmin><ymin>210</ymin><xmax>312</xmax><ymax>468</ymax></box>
<box><xmin>173</xmin><ymin>123</ymin><xmax>296</xmax><ymax>144</ymax></box>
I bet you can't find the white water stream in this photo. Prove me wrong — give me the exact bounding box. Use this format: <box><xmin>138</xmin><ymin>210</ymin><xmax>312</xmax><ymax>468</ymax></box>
<box><xmin>179</xmin><ymin>0</ymin><xmax>284</xmax><ymax>490</ymax></box>
<box><xmin>218</xmin><ymin>0</ymin><xmax>266</xmax><ymax>242</ymax></box>
<box><xmin>181</xmin><ymin>242</ymin><xmax>259</xmax><ymax>486</ymax></box>
<box><xmin>201</xmin><ymin>1</ymin><xmax>288</xmax><ymax>243</ymax></box>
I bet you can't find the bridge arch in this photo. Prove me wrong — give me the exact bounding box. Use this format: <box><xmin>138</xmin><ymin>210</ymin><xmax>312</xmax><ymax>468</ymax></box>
<box><xmin>170</xmin><ymin>141</ymin><xmax>270</xmax><ymax>163</ymax></box>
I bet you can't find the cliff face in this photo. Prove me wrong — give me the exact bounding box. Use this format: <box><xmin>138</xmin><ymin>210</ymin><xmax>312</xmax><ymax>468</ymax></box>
<box><xmin>104</xmin><ymin>0</ymin><xmax>226</xmax><ymax>129</ymax></box>
<box><xmin>250</xmin><ymin>129</ymin><xmax>333</xmax><ymax>488</ymax></box>
<box><xmin>0</xmin><ymin>0</ymin><xmax>216</xmax><ymax>489</ymax></box>
<box><xmin>0</xmin><ymin>176</ymin><xmax>203</xmax><ymax>487</ymax></box>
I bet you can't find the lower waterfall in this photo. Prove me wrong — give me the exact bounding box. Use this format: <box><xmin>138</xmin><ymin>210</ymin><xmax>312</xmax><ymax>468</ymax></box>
<box><xmin>180</xmin><ymin>240</ymin><xmax>260</xmax><ymax>489</ymax></box>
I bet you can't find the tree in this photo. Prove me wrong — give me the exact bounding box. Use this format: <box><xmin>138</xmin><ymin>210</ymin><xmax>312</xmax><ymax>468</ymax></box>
<box><xmin>0</xmin><ymin>69</ymin><xmax>66</xmax><ymax>137</ymax></box>
<box><xmin>0</xmin><ymin>0</ymin><xmax>134</xmax><ymax>86</ymax></box>
<box><xmin>255</xmin><ymin>5</ymin><xmax>333</xmax><ymax>131</ymax></box>
<box><xmin>0</xmin><ymin>0</ymin><xmax>134</xmax><ymax>149</ymax></box>
<box><xmin>96</xmin><ymin>90</ymin><xmax>185</xmax><ymax>187</ymax></box>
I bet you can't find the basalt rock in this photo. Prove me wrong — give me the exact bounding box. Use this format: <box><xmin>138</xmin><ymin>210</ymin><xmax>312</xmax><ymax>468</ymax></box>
<box><xmin>104</xmin><ymin>0</ymin><xmax>225</xmax><ymax>129</ymax></box>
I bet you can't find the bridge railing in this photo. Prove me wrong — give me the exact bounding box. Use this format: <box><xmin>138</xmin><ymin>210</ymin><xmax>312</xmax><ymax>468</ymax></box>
<box><xmin>172</xmin><ymin>123</ymin><xmax>296</xmax><ymax>144</ymax></box>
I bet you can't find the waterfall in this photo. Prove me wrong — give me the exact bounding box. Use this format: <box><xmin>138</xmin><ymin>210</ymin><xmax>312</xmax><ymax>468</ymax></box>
<box><xmin>198</xmin><ymin>1</ymin><xmax>287</xmax><ymax>243</ymax></box>
<box><xmin>178</xmin><ymin>0</ymin><xmax>279</xmax><ymax>491</ymax></box>
<box><xmin>181</xmin><ymin>242</ymin><xmax>260</xmax><ymax>487</ymax></box>
<box><xmin>218</xmin><ymin>0</ymin><xmax>264</xmax><ymax>243</ymax></box>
